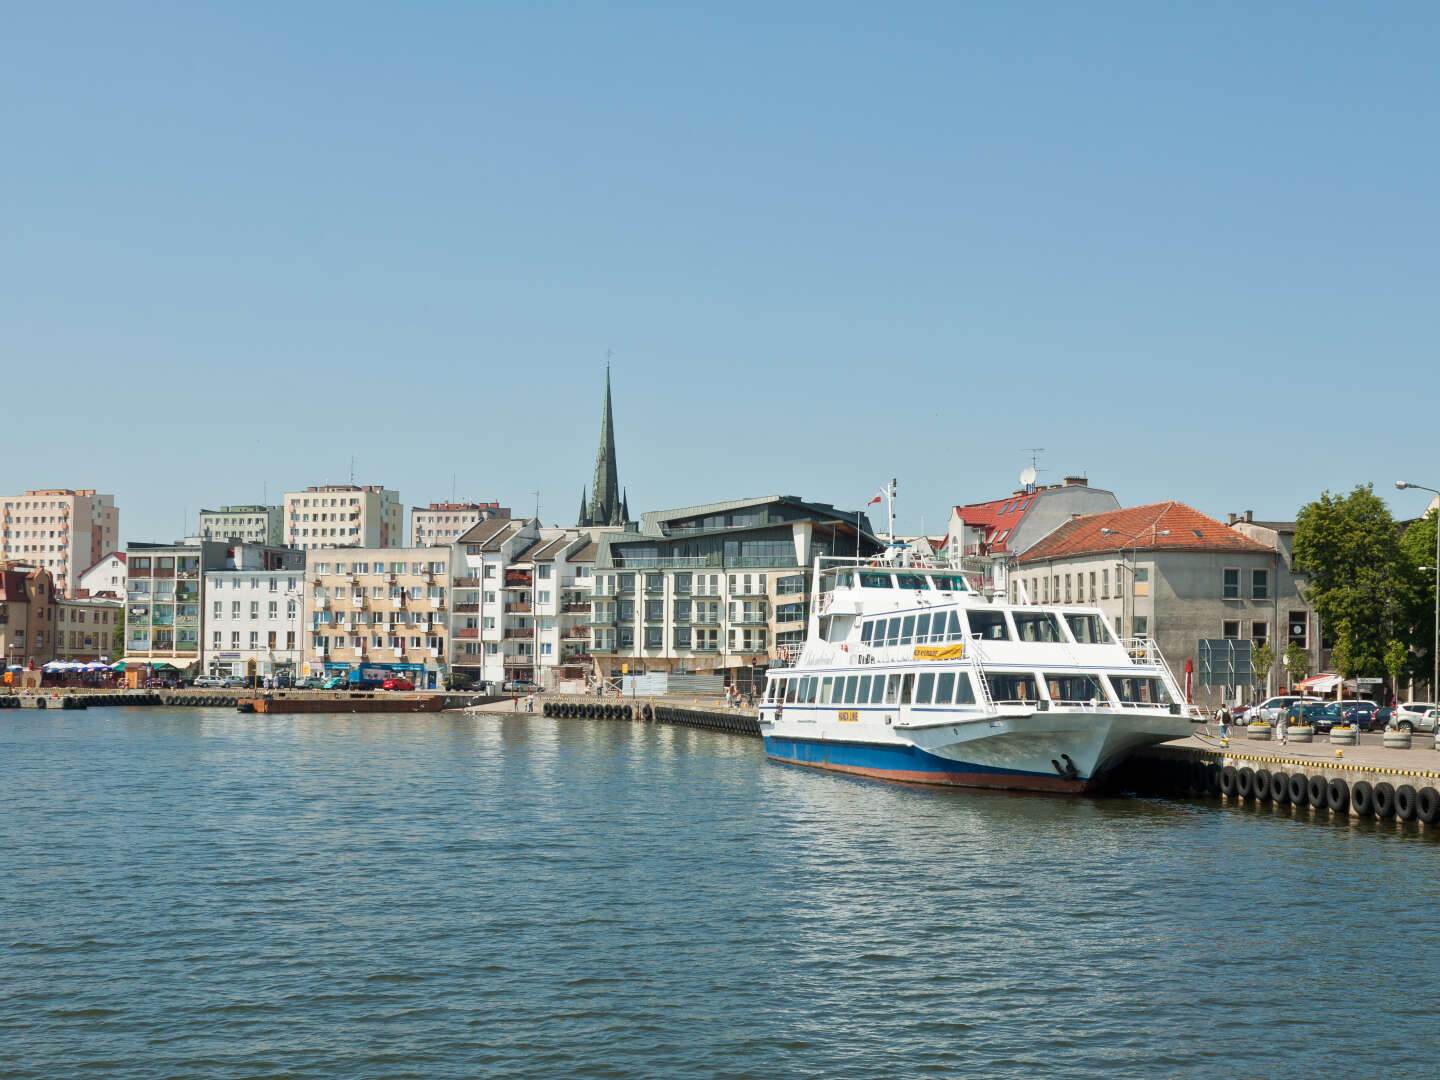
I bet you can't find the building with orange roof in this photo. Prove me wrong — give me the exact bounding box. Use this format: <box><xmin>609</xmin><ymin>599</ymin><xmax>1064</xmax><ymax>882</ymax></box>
<box><xmin>1016</xmin><ymin>502</ymin><xmax>1319</xmax><ymax>704</ymax></box>
<box><xmin>944</xmin><ymin>476</ymin><xmax>1119</xmax><ymax>558</ymax></box>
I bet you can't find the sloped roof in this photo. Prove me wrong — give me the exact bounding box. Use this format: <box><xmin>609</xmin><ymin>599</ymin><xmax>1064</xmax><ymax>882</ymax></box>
<box><xmin>79</xmin><ymin>551</ymin><xmax>126</xmax><ymax>577</ymax></box>
<box><xmin>456</xmin><ymin>518</ymin><xmax>514</xmax><ymax>545</ymax></box>
<box><xmin>567</xmin><ymin>541</ymin><xmax>599</xmax><ymax>563</ymax></box>
<box><xmin>527</xmin><ymin>536</ymin><xmax>573</xmax><ymax>561</ymax></box>
<box><xmin>1018</xmin><ymin>502</ymin><xmax>1272</xmax><ymax>563</ymax></box>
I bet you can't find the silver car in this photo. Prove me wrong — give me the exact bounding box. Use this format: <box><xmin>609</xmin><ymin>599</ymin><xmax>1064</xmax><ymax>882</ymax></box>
<box><xmin>1392</xmin><ymin>702</ymin><xmax>1438</xmax><ymax>733</ymax></box>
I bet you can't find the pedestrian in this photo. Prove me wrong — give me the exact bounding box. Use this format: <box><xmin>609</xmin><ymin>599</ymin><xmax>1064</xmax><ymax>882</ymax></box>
<box><xmin>1215</xmin><ymin>703</ymin><xmax>1230</xmax><ymax>739</ymax></box>
<box><xmin>526</xmin><ymin>692</ymin><xmax>534</xmax><ymax>713</ymax></box>
<box><xmin>1276</xmin><ymin>706</ymin><xmax>1288</xmax><ymax>745</ymax></box>
<box><xmin>513</xmin><ymin>693</ymin><xmax>520</xmax><ymax>712</ymax></box>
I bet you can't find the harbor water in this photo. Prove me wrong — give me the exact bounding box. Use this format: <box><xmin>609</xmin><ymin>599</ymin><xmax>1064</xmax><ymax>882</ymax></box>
<box><xmin>4</xmin><ymin>707</ymin><xmax>1439</xmax><ymax>1079</ymax></box>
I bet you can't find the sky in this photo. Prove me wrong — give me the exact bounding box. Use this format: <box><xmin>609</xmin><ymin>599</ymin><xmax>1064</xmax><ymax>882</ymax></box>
<box><xmin>5</xmin><ymin>1</ymin><xmax>1438</xmax><ymax>543</ymax></box>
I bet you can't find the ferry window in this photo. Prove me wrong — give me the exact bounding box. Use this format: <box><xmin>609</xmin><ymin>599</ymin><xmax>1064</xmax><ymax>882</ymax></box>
<box><xmin>1046</xmin><ymin>673</ymin><xmax>1106</xmax><ymax>704</ymax></box>
<box><xmin>861</xmin><ymin>621</ymin><xmax>874</xmax><ymax>645</ymax></box>
<box><xmin>900</xmin><ymin>674</ymin><xmax>915</xmax><ymax>704</ymax></box>
<box><xmin>915</xmin><ymin>612</ymin><xmax>931</xmax><ymax>642</ymax></box>
<box><xmin>871</xmin><ymin>676</ymin><xmax>886</xmax><ymax>703</ymax></box>
<box><xmin>858</xmin><ymin>674</ymin><xmax>872</xmax><ymax>702</ymax></box>
<box><xmin>843</xmin><ymin>675</ymin><xmax>859</xmax><ymax>703</ymax></box>
<box><xmin>860</xmin><ymin>573</ymin><xmax>890</xmax><ymax>588</ymax></box>
<box><xmin>915</xmin><ymin>672</ymin><xmax>935</xmax><ymax>704</ymax></box>
<box><xmin>947</xmin><ymin>611</ymin><xmax>965</xmax><ymax>640</ymax></box>
<box><xmin>897</xmin><ymin>573</ymin><xmax>928</xmax><ymax>590</ymax></box>
<box><xmin>1111</xmin><ymin>676</ymin><xmax>1173</xmax><ymax>706</ymax></box>
<box><xmin>819</xmin><ymin>677</ymin><xmax>834</xmax><ymax>704</ymax></box>
<box><xmin>836</xmin><ymin>570</ymin><xmax>854</xmax><ymax>587</ymax></box>
<box><xmin>1064</xmin><ymin>613</ymin><xmax>1113</xmax><ymax>644</ymax></box>
<box><xmin>785</xmin><ymin>679</ymin><xmax>798</xmax><ymax>704</ymax></box>
<box><xmin>969</xmin><ymin>611</ymin><xmax>1010</xmax><ymax>640</ymax></box>
<box><xmin>935</xmin><ymin>671</ymin><xmax>955</xmax><ymax>702</ymax></box>
<box><xmin>901</xmin><ymin>615</ymin><xmax>916</xmax><ymax>644</ymax></box>
<box><xmin>986</xmin><ymin>672</ymin><xmax>1037</xmax><ymax>704</ymax></box>
<box><xmin>1013</xmin><ymin>611</ymin><xmax>1062</xmax><ymax>642</ymax></box>
<box><xmin>885</xmin><ymin>618</ymin><xmax>901</xmax><ymax>647</ymax></box>
<box><xmin>955</xmin><ymin>673</ymin><xmax>977</xmax><ymax>704</ymax></box>
<box><xmin>885</xmin><ymin>674</ymin><xmax>901</xmax><ymax>704</ymax></box>
<box><xmin>806</xmin><ymin>678</ymin><xmax>818</xmax><ymax>704</ymax></box>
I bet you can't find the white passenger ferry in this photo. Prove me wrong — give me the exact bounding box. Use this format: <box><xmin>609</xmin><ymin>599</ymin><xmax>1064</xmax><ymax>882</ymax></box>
<box><xmin>759</xmin><ymin>552</ymin><xmax>1196</xmax><ymax>793</ymax></box>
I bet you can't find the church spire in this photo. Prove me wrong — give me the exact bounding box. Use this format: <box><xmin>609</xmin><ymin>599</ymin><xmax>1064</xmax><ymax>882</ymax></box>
<box><xmin>577</xmin><ymin>486</ymin><xmax>590</xmax><ymax>528</ymax></box>
<box><xmin>584</xmin><ymin>363</ymin><xmax>622</xmax><ymax>527</ymax></box>
<box><xmin>620</xmin><ymin>488</ymin><xmax>629</xmax><ymax>525</ymax></box>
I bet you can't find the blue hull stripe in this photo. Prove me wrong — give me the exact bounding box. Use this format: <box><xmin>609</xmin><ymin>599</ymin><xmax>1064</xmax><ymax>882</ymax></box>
<box><xmin>764</xmin><ymin>735</ymin><xmax>1068</xmax><ymax>782</ymax></box>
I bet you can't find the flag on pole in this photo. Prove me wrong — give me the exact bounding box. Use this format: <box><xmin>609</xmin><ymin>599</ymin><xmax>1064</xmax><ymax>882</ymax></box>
<box><xmin>867</xmin><ymin>490</ymin><xmax>884</xmax><ymax>505</ymax></box>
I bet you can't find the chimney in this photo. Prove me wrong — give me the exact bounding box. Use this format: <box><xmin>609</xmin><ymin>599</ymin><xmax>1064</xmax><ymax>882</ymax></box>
<box><xmin>1244</xmin><ymin>510</ymin><xmax>1253</xmax><ymax>523</ymax></box>
<box><xmin>1227</xmin><ymin>513</ymin><xmax>1238</xmax><ymax>525</ymax></box>
<box><xmin>1062</xmin><ymin>475</ymin><xmax>1087</xmax><ymax>487</ymax></box>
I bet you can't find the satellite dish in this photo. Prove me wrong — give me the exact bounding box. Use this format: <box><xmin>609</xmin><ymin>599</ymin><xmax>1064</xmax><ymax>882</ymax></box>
<box><xmin>1019</xmin><ymin>466</ymin><xmax>1037</xmax><ymax>489</ymax></box>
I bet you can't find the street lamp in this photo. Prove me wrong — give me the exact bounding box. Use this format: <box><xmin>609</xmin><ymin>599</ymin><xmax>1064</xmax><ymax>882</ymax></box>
<box><xmin>1100</xmin><ymin>526</ymin><xmax>1171</xmax><ymax>639</ymax></box>
<box><xmin>1395</xmin><ymin>481</ymin><xmax>1440</xmax><ymax>710</ymax></box>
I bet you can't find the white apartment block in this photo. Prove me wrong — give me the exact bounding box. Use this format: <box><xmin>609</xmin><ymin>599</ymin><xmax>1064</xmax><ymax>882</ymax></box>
<box><xmin>452</xmin><ymin>519</ymin><xmax>594</xmax><ymax>690</ymax></box>
<box><xmin>199</xmin><ymin>505</ymin><xmax>284</xmax><ymax>545</ymax></box>
<box><xmin>285</xmin><ymin>485</ymin><xmax>403</xmax><ymax>551</ymax></box>
<box><xmin>202</xmin><ymin>565</ymin><xmax>308</xmax><ymax>678</ymax></box>
<box><xmin>305</xmin><ymin>547</ymin><xmax>452</xmax><ymax>688</ymax></box>
<box><xmin>78</xmin><ymin>552</ymin><xmax>127</xmax><ymax>598</ymax></box>
<box><xmin>411</xmin><ymin>502</ymin><xmax>510</xmax><ymax>547</ymax></box>
<box><xmin>0</xmin><ymin>489</ymin><xmax>119</xmax><ymax>595</ymax></box>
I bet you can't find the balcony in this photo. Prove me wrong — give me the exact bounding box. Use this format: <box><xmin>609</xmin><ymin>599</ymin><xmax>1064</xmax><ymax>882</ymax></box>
<box><xmin>350</xmin><ymin>596</ymin><xmax>365</xmax><ymax>608</ymax></box>
<box><xmin>694</xmin><ymin>642</ymin><xmax>720</xmax><ymax>652</ymax></box>
<box><xmin>454</xmin><ymin>576</ymin><xmax>480</xmax><ymax>588</ymax></box>
<box><xmin>504</xmin><ymin>573</ymin><xmax>533</xmax><ymax>589</ymax></box>
<box><xmin>589</xmin><ymin>612</ymin><xmax>617</xmax><ymax>626</ymax></box>
<box><xmin>504</xmin><ymin>628</ymin><xmax>535</xmax><ymax>640</ymax></box>
<box><xmin>313</xmin><ymin>596</ymin><xmax>330</xmax><ymax>610</ymax></box>
<box><xmin>504</xmin><ymin>601</ymin><xmax>531</xmax><ymax>614</ymax></box>
<box><xmin>455</xmin><ymin>628</ymin><xmax>480</xmax><ymax>639</ymax></box>
<box><xmin>429</xmin><ymin>597</ymin><xmax>444</xmax><ymax>610</ymax></box>
<box><xmin>693</xmin><ymin>615</ymin><xmax>720</xmax><ymax>626</ymax></box>
<box><xmin>453</xmin><ymin>603</ymin><xmax>479</xmax><ymax>613</ymax></box>
<box><xmin>562</xmin><ymin>601</ymin><xmax>591</xmax><ymax>614</ymax></box>
<box><xmin>732</xmin><ymin>615</ymin><xmax>768</xmax><ymax>626</ymax></box>
<box><xmin>391</xmin><ymin>596</ymin><xmax>405</xmax><ymax>609</ymax></box>
<box><xmin>564</xmin><ymin>627</ymin><xmax>591</xmax><ymax>640</ymax></box>
<box><xmin>505</xmin><ymin>656</ymin><xmax>534</xmax><ymax>668</ymax></box>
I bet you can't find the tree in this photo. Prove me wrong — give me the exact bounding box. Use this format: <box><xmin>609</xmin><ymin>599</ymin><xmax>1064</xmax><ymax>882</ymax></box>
<box><xmin>1251</xmin><ymin>639</ymin><xmax>1275</xmax><ymax>700</ymax></box>
<box><xmin>1292</xmin><ymin>484</ymin><xmax>1404</xmax><ymax>676</ymax></box>
<box><xmin>1385</xmin><ymin>639</ymin><xmax>1409</xmax><ymax>703</ymax></box>
<box><xmin>1396</xmin><ymin>508</ymin><xmax>1437</xmax><ymax>687</ymax></box>
<box><xmin>1284</xmin><ymin>642</ymin><xmax>1309</xmax><ymax>690</ymax></box>
<box><xmin>113</xmin><ymin>606</ymin><xmax>125</xmax><ymax>659</ymax></box>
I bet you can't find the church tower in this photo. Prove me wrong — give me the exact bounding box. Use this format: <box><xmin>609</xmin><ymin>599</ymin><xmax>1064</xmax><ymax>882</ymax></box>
<box><xmin>579</xmin><ymin>365</ymin><xmax>625</xmax><ymax>526</ymax></box>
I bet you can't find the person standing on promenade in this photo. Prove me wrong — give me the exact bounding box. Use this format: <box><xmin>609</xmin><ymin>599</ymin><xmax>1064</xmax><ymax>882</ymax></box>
<box><xmin>526</xmin><ymin>692</ymin><xmax>534</xmax><ymax>712</ymax></box>
<box><xmin>1276</xmin><ymin>706</ymin><xmax>1288</xmax><ymax>745</ymax></box>
<box><xmin>513</xmin><ymin>693</ymin><xmax>520</xmax><ymax>712</ymax></box>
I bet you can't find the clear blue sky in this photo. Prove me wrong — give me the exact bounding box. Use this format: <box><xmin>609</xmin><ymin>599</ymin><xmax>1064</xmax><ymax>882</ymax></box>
<box><xmin>6</xmin><ymin>1</ymin><xmax>1438</xmax><ymax>543</ymax></box>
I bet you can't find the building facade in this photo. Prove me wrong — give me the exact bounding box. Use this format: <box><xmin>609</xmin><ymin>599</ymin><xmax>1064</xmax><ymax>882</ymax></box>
<box><xmin>411</xmin><ymin>502</ymin><xmax>509</xmax><ymax>548</ymax></box>
<box><xmin>55</xmin><ymin>596</ymin><xmax>122</xmax><ymax>663</ymax></box>
<box><xmin>585</xmin><ymin>496</ymin><xmax>880</xmax><ymax>688</ymax></box>
<box><xmin>0</xmin><ymin>565</ymin><xmax>56</xmax><ymax>670</ymax></box>
<box><xmin>284</xmin><ymin>485</ymin><xmax>403</xmax><ymax>550</ymax></box>
<box><xmin>198</xmin><ymin>505</ymin><xmax>284</xmax><ymax>545</ymax></box>
<box><xmin>0</xmin><ymin>490</ymin><xmax>119</xmax><ymax>595</ymax></box>
<box><xmin>78</xmin><ymin>552</ymin><xmax>126</xmax><ymax>599</ymax></box>
<box><xmin>1015</xmin><ymin>502</ymin><xmax>1316</xmax><ymax>705</ymax></box>
<box><xmin>202</xmin><ymin>549</ymin><xmax>308</xmax><ymax>679</ymax></box>
<box><xmin>945</xmin><ymin>477</ymin><xmax>1119</xmax><ymax>557</ymax></box>
<box><xmin>305</xmin><ymin>547</ymin><xmax>452</xmax><ymax>688</ymax></box>
<box><xmin>123</xmin><ymin>541</ymin><xmax>233</xmax><ymax>670</ymax></box>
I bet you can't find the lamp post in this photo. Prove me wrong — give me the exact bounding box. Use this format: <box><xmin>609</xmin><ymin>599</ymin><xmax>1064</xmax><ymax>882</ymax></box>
<box><xmin>1395</xmin><ymin>481</ymin><xmax>1439</xmax><ymax>708</ymax></box>
<box><xmin>1100</xmin><ymin>526</ymin><xmax>1171</xmax><ymax>639</ymax></box>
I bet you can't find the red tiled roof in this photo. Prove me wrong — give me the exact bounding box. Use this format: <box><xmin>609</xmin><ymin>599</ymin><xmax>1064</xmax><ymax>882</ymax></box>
<box><xmin>951</xmin><ymin>494</ymin><xmax>1037</xmax><ymax>552</ymax></box>
<box><xmin>1017</xmin><ymin>502</ymin><xmax>1272</xmax><ymax>563</ymax></box>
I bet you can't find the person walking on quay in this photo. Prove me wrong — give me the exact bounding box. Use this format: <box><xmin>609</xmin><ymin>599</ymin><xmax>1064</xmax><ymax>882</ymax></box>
<box><xmin>1276</xmin><ymin>707</ymin><xmax>1288</xmax><ymax>745</ymax></box>
<box><xmin>526</xmin><ymin>692</ymin><xmax>535</xmax><ymax>713</ymax></box>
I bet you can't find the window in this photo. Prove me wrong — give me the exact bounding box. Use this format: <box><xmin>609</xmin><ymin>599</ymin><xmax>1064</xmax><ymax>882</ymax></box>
<box><xmin>1064</xmin><ymin>613</ymin><xmax>1112</xmax><ymax>645</ymax></box>
<box><xmin>1223</xmin><ymin>568</ymin><xmax>1240</xmax><ymax>599</ymax></box>
<box><xmin>915</xmin><ymin>672</ymin><xmax>935</xmax><ymax>704</ymax></box>
<box><xmin>645</xmin><ymin>600</ymin><xmax>663</xmax><ymax>622</ymax></box>
<box><xmin>1252</xmin><ymin>621</ymin><xmax>1269</xmax><ymax>643</ymax></box>
<box><xmin>1045</xmin><ymin>673</ymin><xmax>1106</xmax><ymax>704</ymax></box>
<box><xmin>674</xmin><ymin>627</ymin><xmax>691</xmax><ymax>649</ymax></box>
<box><xmin>985</xmin><ymin>672</ymin><xmax>1037</xmax><ymax>704</ymax></box>
<box><xmin>1222</xmin><ymin>621</ymin><xmax>1240</xmax><ymax>638</ymax></box>
<box><xmin>968</xmin><ymin>611</ymin><xmax>1009</xmax><ymax>640</ymax></box>
<box><xmin>1288</xmin><ymin>611</ymin><xmax>1308</xmax><ymax>649</ymax></box>
<box><xmin>1064</xmin><ymin>575</ymin><xmax>1072</xmax><ymax>603</ymax></box>
<box><xmin>1013</xmin><ymin>612</ymin><xmax>1062</xmax><ymax>642</ymax></box>
<box><xmin>1101</xmin><ymin>569</ymin><xmax>1109</xmax><ymax>598</ymax></box>
<box><xmin>1132</xmin><ymin>615</ymin><xmax>1149</xmax><ymax>636</ymax></box>
<box><xmin>644</xmin><ymin>627</ymin><xmax>662</xmax><ymax>649</ymax></box>
<box><xmin>843</xmin><ymin>675</ymin><xmax>859</xmax><ymax>703</ymax></box>
<box><xmin>1252</xmin><ymin>569</ymin><xmax>1269</xmax><ymax>600</ymax></box>
<box><xmin>819</xmin><ymin>677</ymin><xmax>834</xmax><ymax>704</ymax></box>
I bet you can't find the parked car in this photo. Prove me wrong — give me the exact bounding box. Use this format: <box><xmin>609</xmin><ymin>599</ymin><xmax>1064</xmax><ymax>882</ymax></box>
<box><xmin>1230</xmin><ymin>705</ymin><xmax>1252</xmax><ymax>723</ymax></box>
<box><xmin>1338</xmin><ymin>700</ymin><xmax>1383</xmax><ymax>731</ymax></box>
<box><xmin>1284</xmin><ymin>702</ymin><xmax>1344</xmax><ymax>732</ymax></box>
<box><xmin>291</xmin><ymin>677</ymin><xmax>322</xmax><ymax>690</ymax></box>
<box><xmin>1393</xmin><ymin>702</ymin><xmax>1438</xmax><ymax>733</ymax></box>
<box><xmin>192</xmin><ymin>675</ymin><xmax>225</xmax><ymax>689</ymax></box>
<box><xmin>503</xmin><ymin>680</ymin><xmax>541</xmax><ymax>694</ymax></box>
<box><xmin>381</xmin><ymin>677</ymin><xmax>415</xmax><ymax>692</ymax></box>
<box><xmin>223</xmin><ymin>675</ymin><xmax>249</xmax><ymax>688</ymax></box>
<box><xmin>1254</xmin><ymin>696</ymin><xmax>1321</xmax><ymax>723</ymax></box>
<box><xmin>1372</xmin><ymin>706</ymin><xmax>1393</xmax><ymax>731</ymax></box>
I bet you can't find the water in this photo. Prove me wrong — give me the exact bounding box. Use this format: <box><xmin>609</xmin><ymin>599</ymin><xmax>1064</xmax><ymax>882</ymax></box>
<box><xmin>3</xmin><ymin>707</ymin><xmax>1437</xmax><ymax>1079</ymax></box>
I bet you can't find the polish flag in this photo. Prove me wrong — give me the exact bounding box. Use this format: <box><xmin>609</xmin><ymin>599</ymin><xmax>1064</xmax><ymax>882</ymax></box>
<box><xmin>867</xmin><ymin>491</ymin><xmax>884</xmax><ymax>505</ymax></box>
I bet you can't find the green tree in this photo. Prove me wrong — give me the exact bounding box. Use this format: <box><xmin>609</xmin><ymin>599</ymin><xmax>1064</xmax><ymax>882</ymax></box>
<box><xmin>113</xmin><ymin>606</ymin><xmax>125</xmax><ymax>659</ymax></box>
<box><xmin>1292</xmin><ymin>484</ymin><xmax>1404</xmax><ymax>676</ymax></box>
<box><xmin>1284</xmin><ymin>642</ymin><xmax>1309</xmax><ymax>689</ymax></box>
<box><xmin>1396</xmin><ymin>508</ymin><xmax>1437</xmax><ymax>684</ymax></box>
<box><xmin>1385</xmin><ymin>639</ymin><xmax>1409</xmax><ymax>702</ymax></box>
<box><xmin>1251</xmin><ymin>639</ymin><xmax>1275</xmax><ymax>699</ymax></box>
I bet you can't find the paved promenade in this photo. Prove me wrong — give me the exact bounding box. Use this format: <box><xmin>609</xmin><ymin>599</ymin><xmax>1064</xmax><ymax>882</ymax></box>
<box><xmin>1168</xmin><ymin>727</ymin><xmax>1440</xmax><ymax>782</ymax></box>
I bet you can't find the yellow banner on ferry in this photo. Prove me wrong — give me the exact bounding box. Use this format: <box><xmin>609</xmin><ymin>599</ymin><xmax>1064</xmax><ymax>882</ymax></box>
<box><xmin>913</xmin><ymin>643</ymin><xmax>966</xmax><ymax>661</ymax></box>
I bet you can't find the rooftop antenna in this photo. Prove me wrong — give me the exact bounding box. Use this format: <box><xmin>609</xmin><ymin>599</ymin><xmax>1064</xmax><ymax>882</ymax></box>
<box><xmin>349</xmin><ymin>456</ymin><xmax>356</xmax><ymax>485</ymax></box>
<box><xmin>1020</xmin><ymin>448</ymin><xmax>1045</xmax><ymax>493</ymax></box>
<box><xmin>532</xmin><ymin>490</ymin><xmax>541</xmax><ymax>522</ymax></box>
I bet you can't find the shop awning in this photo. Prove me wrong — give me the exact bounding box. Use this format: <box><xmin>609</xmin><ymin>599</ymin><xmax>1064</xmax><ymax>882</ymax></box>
<box><xmin>1297</xmin><ymin>673</ymin><xmax>1341</xmax><ymax>693</ymax></box>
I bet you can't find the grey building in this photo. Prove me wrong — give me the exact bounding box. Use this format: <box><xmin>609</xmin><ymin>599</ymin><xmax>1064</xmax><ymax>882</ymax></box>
<box><xmin>945</xmin><ymin>477</ymin><xmax>1120</xmax><ymax>557</ymax></box>
<box><xmin>198</xmin><ymin>505</ymin><xmax>284</xmax><ymax>546</ymax></box>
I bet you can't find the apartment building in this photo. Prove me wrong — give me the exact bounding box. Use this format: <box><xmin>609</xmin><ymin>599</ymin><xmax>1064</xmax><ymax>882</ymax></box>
<box><xmin>1015</xmin><ymin>502</ymin><xmax>1315</xmax><ymax>703</ymax></box>
<box><xmin>0</xmin><ymin>489</ymin><xmax>119</xmax><ymax>595</ymax></box>
<box><xmin>284</xmin><ymin>485</ymin><xmax>403</xmax><ymax>550</ymax></box>
<box><xmin>411</xmin><ymin>502</ymin><xmax>509</xmax><ymax>548</ymax></box>
<box><xmin>585</xmin><ymin>496</ymin><xmax>881</xmax><ymax>689</ymax></box>
<box><xmin>305</xmin><ymin>547</ymin><xmax>452</xmax><ymax>688</ymax></box>
<box><xmin>0</xmin><ymin>565</ymin><xmax>57</xmax><ymax>669</ymax></box>
<box><xmin>55</xmin><ymin>596</ymin><xmax>122</xmax><ymax>663</ymax></box>
<box><xmin>78</xmin><ymin>552</ymin><xmax>126</xmax><ymax>598</ymax></box>
<box><xmin>199</xmin><ymin>505</ymin><xmax>284</xmax><ymax>545</ymax></box>
<box><xmin>123</xmin><ymin>541</ymin><xmax>233</xmax><ymax>670</ymax></box>
<box><xmin>450</xmin><ymin>519</ymin><xmax>595</xmax><ymax>690</ymax></box>
<box><xmin>202</xmin><ymin>548</ymin><xmax>307</xmax><ymax>679</ymax></box>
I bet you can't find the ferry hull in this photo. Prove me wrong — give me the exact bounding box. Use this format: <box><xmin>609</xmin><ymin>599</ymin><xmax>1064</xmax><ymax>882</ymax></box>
<box><xmin>764</xmin><ymin>735</ymin><xmax>1090</xmax><ymax>793</ymax></box>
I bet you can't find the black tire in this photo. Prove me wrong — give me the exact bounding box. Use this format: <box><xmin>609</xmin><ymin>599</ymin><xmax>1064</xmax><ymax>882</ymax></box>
<box><xmin>1418</xmin><ymin>787</ymin><xmax>1440</xmax><ymax>825</ymax></box>
<box><xmin>1219</xmin><ymin>766</ymin><xmax>1238</xmax><ymax>795</ymax></box>
<box><xmin>1307</xmin><ymin>775</ymin><xmax>1327</xmax><ymax>808</ymax></box>
<box><xmin>1205</xmin><ymin>762</ymin><xmax>1222</xmax><ymax>794</ymax></box>
<box><xmin>1288</xmin><ymin>774</ymin><xmax>1308</xmax><ymax>805</ymax></box>
<box><xmin>1400</xmin><ymin>720</ymin><xmax>1414</xmax><ymax>733</ymax></box>
<box><xmin>1396</xmin><ymin>785</ymin><xmax>1419</xmax><ymax>822</ymax></box>
<box><xmin>622</xmin><ymin>706</ymin><xmax>632</xmax><ymax>721</ymax></box>
<box><xmin>1236</xmin><ymin>767</ymin><xmax>1255</xmax><ymax>798</ymax></box>
<box><xmin>1351</xmin><ymin>780</ymin><xmax>1374</xmax><ymax>816</ymax></box>
<box><xmin>1374</xmin><ymin>782</ymin><xmax>1396</xmax><ymax>819</ymax></box>
<box><xmin>1271</xmin><ymin>772</ymin><xmax>1290</xmax><ymax>804</ymax></box>
<box><xmin>1326</xmin><ymin>778</ymin><xmax>1350</xmax><ymax>813</ymax></box>
<box><xmin>1253</xmin><ymin>769</ymin><xmax>1272</xmax><ymax>803</ymax></box>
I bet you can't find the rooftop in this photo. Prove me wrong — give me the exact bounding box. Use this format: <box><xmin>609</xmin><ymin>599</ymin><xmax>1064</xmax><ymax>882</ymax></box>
<box><xmin>1018</xmin><ymin>502</ymin><xmax>1273</xmax><ymax>563</ymax></box>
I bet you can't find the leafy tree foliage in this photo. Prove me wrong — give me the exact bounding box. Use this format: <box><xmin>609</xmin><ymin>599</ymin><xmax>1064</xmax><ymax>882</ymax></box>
<box><xmin>1251</xmin><ymin>639</ymin><xmax>1275</xmax><ymax>698</ymax></box>
<box><xmin>1292</xmin><ymin>484</ymin><xmax>1404</xmax><ymax>677</ymax></box>
<box><xmin>1396</xmin><ymin>509</ymin><xmax>1437</xmax><ymax>685</ymax></box>
<box><xmin>1284</xmin><ymin>642</ymin><xmax>1310</xmax><ymax>688</ymax></box>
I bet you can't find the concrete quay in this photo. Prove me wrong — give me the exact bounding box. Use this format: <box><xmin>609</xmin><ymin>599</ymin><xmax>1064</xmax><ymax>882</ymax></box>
<box><xmin>462</xmin><ymin>694</ymin><xmax>762</xmax><ymax>737</ymax></box>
